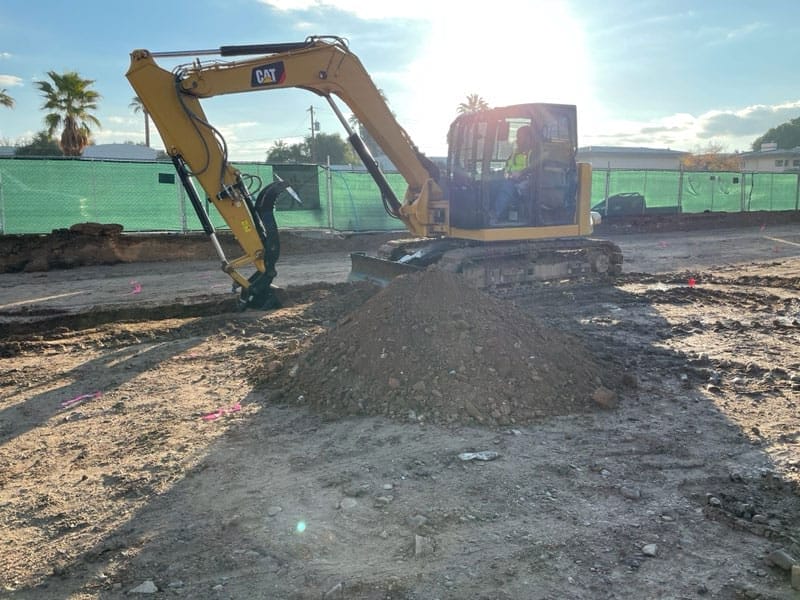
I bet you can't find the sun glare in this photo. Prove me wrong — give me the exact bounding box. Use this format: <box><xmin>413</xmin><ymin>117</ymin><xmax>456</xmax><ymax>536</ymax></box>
<box><xmin>399</xmin><ymin>1</ymin><xmax>592</xmax><ymax>154</ymax></box>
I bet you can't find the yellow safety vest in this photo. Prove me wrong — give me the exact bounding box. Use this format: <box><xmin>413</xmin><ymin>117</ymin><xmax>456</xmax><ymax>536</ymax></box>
<box><xmin>506</xmin><ymin>150</ymin><xmax>529</xmax><ymax>174</ymax></box>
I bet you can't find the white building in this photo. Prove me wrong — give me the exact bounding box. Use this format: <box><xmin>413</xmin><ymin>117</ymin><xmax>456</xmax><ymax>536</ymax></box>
<box><xmin>577</xmin><ymin>146</ymin><xmax>689</xmax><ymax>170</ymax></box>
<box><xmin>738</xmin><ymin>147</ymin><xmax>800</xmax><ymax>172</ymax></box>
<box><xmin>82</xmin><ymin>143</ymin><xmax>160</xmax><ymax>161</ymax></box>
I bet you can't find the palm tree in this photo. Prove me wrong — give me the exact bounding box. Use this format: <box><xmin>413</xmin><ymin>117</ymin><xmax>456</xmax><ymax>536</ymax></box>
<box><xmin>346</xmin><ymin>88</ymin><xmax>392</xmax><ymax>157</ymax></box>
<box><xmin>129</xmin><ymin>95</ymin><xmax>150</xmax><ymax>147</ymax></box>
<box><xmin>35</xmin><ymin>71</ymin><xmax>101</xmax><ymax>156</ymax></box>
<box><xmin>347</xmin><ymin>112</ymin><xmax>360</xmax><ymax>132</ymax></box>
<box><xmin>0</xmin><ymin>89</ymin><xmax>14</xmax><ymax>108</ymax></box>
<box><xmin>457</xmin><ymin>93</ymin><xmax>489</xmax><ymax>114</ymax></box>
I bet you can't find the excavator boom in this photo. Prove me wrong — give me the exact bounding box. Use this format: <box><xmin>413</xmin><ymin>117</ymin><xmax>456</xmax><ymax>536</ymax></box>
<box><xmin>127</xmin><ymin>36</ymin><xmax>444</xmax><ymax>307</ymax></box>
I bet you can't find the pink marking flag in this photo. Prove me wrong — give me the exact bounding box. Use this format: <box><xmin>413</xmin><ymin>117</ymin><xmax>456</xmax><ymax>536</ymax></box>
<box><xmin>61</xmin><ymin>391</ymin><xmax>102</xmax><ymax>409</ymax></box>
<box><xmin>202</xmin><ymin>403</ymin><xmax>242</xmax><ymax>421</ymax></box>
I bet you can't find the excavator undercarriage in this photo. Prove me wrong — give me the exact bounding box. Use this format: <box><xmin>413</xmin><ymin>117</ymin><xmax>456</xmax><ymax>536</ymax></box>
<box><xmin>350</xmin><ymin>237</ymin><xmax>623</xmax><ymax>293</ymax></box>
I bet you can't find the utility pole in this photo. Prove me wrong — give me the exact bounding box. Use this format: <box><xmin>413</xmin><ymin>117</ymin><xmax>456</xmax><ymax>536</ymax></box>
<box><xmin>308</xmin><ymin>105</ymin><xmax>316</xmax><ymax>163</ymax></box>
<box><xmin>308</xmin><ymin>105</ymin><xmax>320</xmax><ymax>163</ymax></box>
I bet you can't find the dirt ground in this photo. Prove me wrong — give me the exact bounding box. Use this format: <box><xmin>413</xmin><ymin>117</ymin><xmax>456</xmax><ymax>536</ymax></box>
<box><xmin>1</xmin><ymin>222</ymin><xmax>800</xmax><ymax>599</ymax></box>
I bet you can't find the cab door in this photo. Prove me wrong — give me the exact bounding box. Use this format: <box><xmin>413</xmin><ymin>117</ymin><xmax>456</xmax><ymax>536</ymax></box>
<box><xmin>531</xmin><ymin>105</ymin><xmax>579</xmax><ymax>225</ymax></box>
<box><xmin>446</xmin><ymin>118</ymin><xmax>488</xmax><ymax>229</ymax></box>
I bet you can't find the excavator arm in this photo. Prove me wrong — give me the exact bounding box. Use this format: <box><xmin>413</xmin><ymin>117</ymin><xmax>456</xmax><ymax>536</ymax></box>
<box><xmin>126</xmin><ymin>36</ymin><xmax>445</xmax><ymax>307</ymax></box>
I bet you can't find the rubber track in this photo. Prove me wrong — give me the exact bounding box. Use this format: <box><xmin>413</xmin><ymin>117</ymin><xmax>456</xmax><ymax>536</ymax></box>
<box><xmin>379</xmin><ymin>238</ymin><xmax>623</xmax><ymax>293</ymax></box>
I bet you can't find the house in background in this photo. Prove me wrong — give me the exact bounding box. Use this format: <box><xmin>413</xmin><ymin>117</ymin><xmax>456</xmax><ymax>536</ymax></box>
<box><xmin>577</xmin><ymin>146</ymin><xmax>689</xmax><ymax>170</ymax></box>
<box><xmin>738</xmin><ymin>145</ymin><xmax>800</xmax><ymax>172</ymax></box>
<box><xmin>82</xmin><ymin>143</ymin><xmax>160</xmax><ymax>161</ymax></box>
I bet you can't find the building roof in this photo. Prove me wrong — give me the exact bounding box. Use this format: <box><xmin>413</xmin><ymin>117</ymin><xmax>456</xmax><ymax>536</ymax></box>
<box><xmin>738</xmin><ymin>147</ymin><xmax>800</xmax><ymax>158</ymax></box>
<box><xmin>578</xmin><ymin>146</ymin><xmax>689</xmax><ymax>156</ymax></box>
<box><xmin>82</xmin><ymin>143</ymin><xmax>160</xmax><ymax>161</ymax></box>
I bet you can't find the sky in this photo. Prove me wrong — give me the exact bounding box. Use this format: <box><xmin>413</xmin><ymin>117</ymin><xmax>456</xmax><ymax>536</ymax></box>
<box><xmin>1</xmin><ymin>0</ymin><xmax>799</xmax><ymax>161</ymax></box>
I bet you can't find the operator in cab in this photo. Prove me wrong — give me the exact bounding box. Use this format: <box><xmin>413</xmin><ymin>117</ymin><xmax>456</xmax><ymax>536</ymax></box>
<box><xmin>491</xmin><ymin>125</ymin><xmax>533</xmax><ymax>224</ymax></box>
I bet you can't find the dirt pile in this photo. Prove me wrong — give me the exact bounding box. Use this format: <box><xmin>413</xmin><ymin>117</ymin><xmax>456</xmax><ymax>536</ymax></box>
<box><xmin>0</xmin><ymin>225</ymin><xmax>399</xmax><ymax>273</ymax></box>
<box><xmin>269</xmin><ymin>270</ymin><xmax>615</xmax><ymax>425</ymax></box>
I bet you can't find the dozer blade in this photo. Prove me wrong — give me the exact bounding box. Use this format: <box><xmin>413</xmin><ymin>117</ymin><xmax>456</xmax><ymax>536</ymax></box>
<box><xmin>349</xmin><ymin>252</ymin><xmax>422</xmax><ymax>286</ymax></box>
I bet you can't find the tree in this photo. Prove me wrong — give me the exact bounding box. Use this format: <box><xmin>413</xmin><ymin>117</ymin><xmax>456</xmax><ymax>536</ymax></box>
<box><xmin>14</xmin><ymin>131</ymin><xmax>62</xmax><ymax>156</ymax></box>
<box><xmin>348</xmin><ymin>116</ymin><xmax>381</xmax><ymax>158</ymax></box>
<box><xmin>266</xmin><ymin>139</ymin><xmax>307</xmax><ymax>163</ymax></box>
<box><xmin>751</xmin><ymin>116</ymin><xmax>800</xmax><ymax>151</ymax></box>
<box><xmin>266</xmin><ymin>133</ymin><xmax>356</xmax><ymax>164</ymax></box>
<box><xmin>311</xmin><ymin>132</ymin><xmax>357</xmax><ymax>164</ymax></box>
<box><xmin>35</xmin><ymin>71</ymin><xmax>101</xmax><ymax>156</ymax></box>
<box><xmin>347</xmin><ymin>88</ymin><xmax>392</xmax><ymax>157</ymax></box>
<box><xmin>129</xmin><ymin>96</ymin><xmax>151</xmax><ymax>147</ymax></box>
<box><xmin>0</xmin><ymin>89</ymin><xmax>14</xmax><ymax>108</ymax></box>
<box><xmin>681</xmin><ymin>142</ymin><xmax>741</xmax><ymax>172</ymax></box>
<box><xmin>457</xmin><ymin>93</ymin><xmax>489</xmax><ymax>114</ymax></box>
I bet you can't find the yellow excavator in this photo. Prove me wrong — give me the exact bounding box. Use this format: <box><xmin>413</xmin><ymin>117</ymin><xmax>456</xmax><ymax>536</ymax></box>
<box><xmin>126</xmin><ymin>35</ymin><xmax>621</xmax><ymax>308</ymax></box>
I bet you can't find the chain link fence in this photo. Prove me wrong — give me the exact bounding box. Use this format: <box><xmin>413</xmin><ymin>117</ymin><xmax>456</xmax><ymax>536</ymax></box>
<box><xmin>591</xmin><ymin>169</ymin><xmax>800</xmax><ymax>215</ymax></box>
<box><xmin>1</xmin><ymin>157</ymin><xmax>798</xmax><ymax>234</ymax></box>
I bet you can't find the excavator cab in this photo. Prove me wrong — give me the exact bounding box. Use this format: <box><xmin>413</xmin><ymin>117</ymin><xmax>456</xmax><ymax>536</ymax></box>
<box><xmin>446</xmin><ymin>104</ymin><xmax>579</xmax><ymax>230</ymax></box>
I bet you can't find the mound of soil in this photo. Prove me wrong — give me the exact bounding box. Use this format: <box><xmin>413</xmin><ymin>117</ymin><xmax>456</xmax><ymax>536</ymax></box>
<box><xmin>0</xmin><ymin>224</ymin><xmax>399</xmax><ymax>273</ymax></box>
<box><xmin>270</xmin><ymin>270</ymin><xmax>615</xmax><ymax>426</ymax></box>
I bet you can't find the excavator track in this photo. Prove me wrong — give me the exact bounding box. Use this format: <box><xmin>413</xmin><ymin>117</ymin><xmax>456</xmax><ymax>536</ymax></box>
<box><xmin>351</xmin><ymin>238</ymin><xmax>623</xmax><ymax>294</ymax></box>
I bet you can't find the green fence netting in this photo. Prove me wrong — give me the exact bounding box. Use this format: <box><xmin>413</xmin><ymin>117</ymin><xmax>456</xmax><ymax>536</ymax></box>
<box><xmin>590</xmin><ymin>169</ymin><xmax>799</xmax><ymax>215</ymax></box>
<box><xmin>1</xmin><ymin>158</ymin><xmax>798</xmax><ymax>234</ymax></box>
<box><xmin>0</xmin><ymin>158</ymin><xmax>409</xmax><ymax>234</ymax></box>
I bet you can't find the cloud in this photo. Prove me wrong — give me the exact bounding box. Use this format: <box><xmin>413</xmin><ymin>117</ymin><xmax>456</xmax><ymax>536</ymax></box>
<box><xmin>261</xmin><ymin>0</ymin><xmax>319</xmax><ymax>10</ymax></box>
<box><xmin>259</xmin><ymin>0</ymin><xmax>546</xmax><ymax>21</ymax></box>
<box><xmin>697</xmin><ymin>101</ymin><xmax>800</xmax><ymax>139</ymax></box>
<box><xmin>589</xmin><ymin>9</ymin><xmax>696</xmax><ymax>40</ymax></box>
<box><xmin>259</xmin><ymin>0</ymin><xmax>416</xmax><ymax>19</ymax></box>
<box><xmin>0</xmin><ymin>74</ymin><xmax>23</xmax><ymax>87</ymax></box>
<box><xmin>698</xmin><ymin>21</ymin><xmax>766</xmax><ymax>47</ymax></box>
<box><xmin>582</xmin><ymin>101</ymin><xmax>800</xmax><ymax>151</ymax></box>
<box><xmin>260</xmin><ymin>0</ymin><xmax>424</xmax><ymax>19</ymax></box>
<box><xmin>726</xmin><ymin>22</ymin><xmax>764</xmax><ymax>40</ymax></box>
<box><xmin>0</xmin><ymin>52</ymin><xmax>11</xmax><ymax>60</ymax></box>
<box><xmin>639</xmin><ymin>125</ymin><xmax>685</xmax><ymax>135</ymax></box>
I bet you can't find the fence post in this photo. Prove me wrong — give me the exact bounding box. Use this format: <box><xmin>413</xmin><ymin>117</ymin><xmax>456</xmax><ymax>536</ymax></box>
<box><xmin>739</xmin><ymin>172</ymin><xmax>745</xmax><ymax>212</ymax></box>
<box><xmin>178</xmin><ymin>177</ymin><xmax>188</xmax><ymax>232</ymax></box>
<box><xmin>796</xmin><ymin>172</ymin><xmax>800</xmax><ymax>211</ymax></box>
<box><xmin>642</xmin><ymin>170</ymin><xmax>647</xmax><ymax>215</ymax></box>
<box><xmin>326</xmin><ymin>156</ymin><xmax>334</xmax><ymax>231</ymax></box>
<box><xmin>710</xmin><ymin>174</ymin><xmax>715</xmax><ymax>212</ymax></box>
<box><xmin>603</xmin><ymin>166</ymin><xmax>610</xmax><ymax>216</ymax></box>
<box><xmin>89</xmin><ymin>160</ymin><xmax>97</xmax><ymax>221</ymax></box>
<box><xmin>769</xmin><ymin>174</ymin><xmax>774</xmax><ymax>211</ymax></box>
<box><xmin>0</xmin><ymin>169</ymin><xmax>4</xmax><ymax>234</ymax></box>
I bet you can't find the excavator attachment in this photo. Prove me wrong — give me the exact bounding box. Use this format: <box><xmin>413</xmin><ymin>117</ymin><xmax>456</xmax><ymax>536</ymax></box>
<box><xmin>349</xmin><ymin>252</ymin><xmax>422</xmax><ymax>286</ymax></box>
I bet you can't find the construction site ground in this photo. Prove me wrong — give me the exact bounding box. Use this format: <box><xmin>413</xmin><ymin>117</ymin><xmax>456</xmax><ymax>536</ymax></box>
<box><xmin>1</xmin><ymin>220</ymin><xmax>800</xmax><ymax>599</ymax></box>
